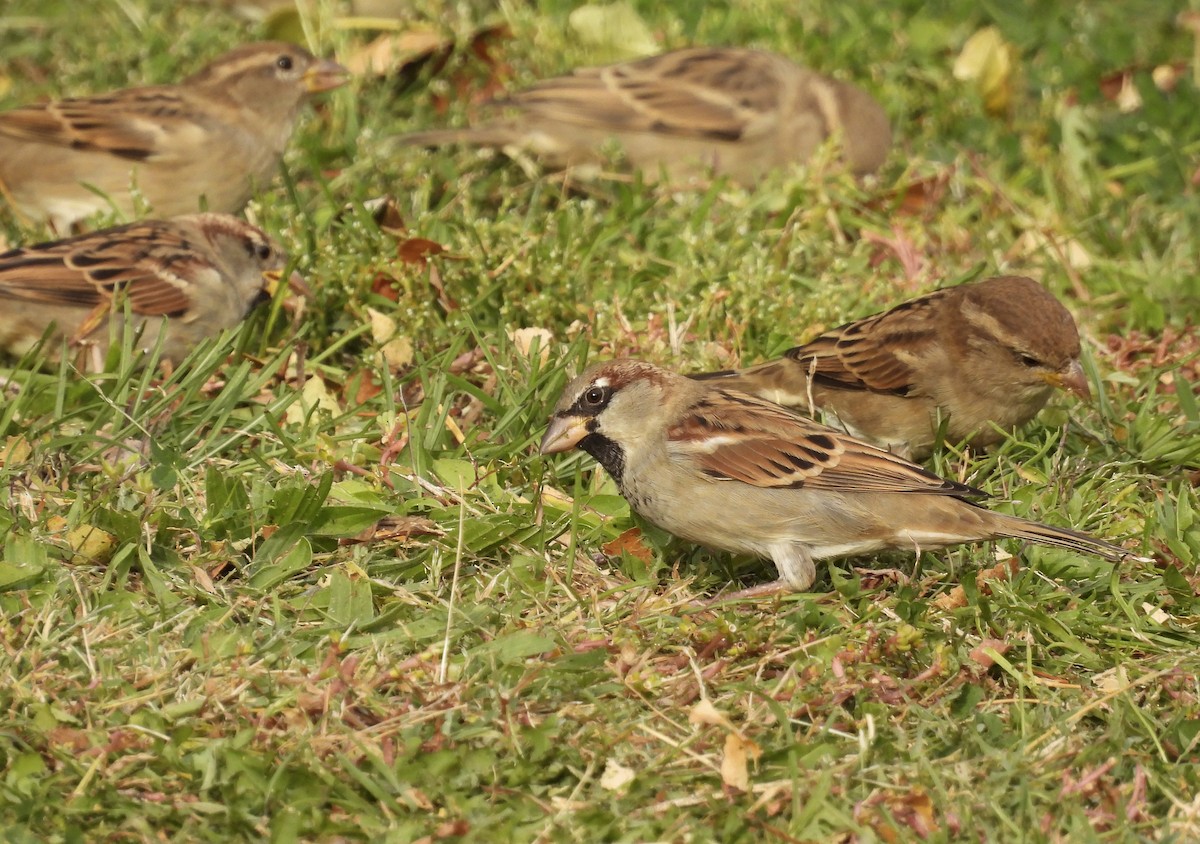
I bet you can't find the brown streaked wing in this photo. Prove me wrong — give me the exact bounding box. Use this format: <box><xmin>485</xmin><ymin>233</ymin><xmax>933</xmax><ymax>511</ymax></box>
<box><xmin>512</xmin><ymin>50</ymin><xmax>770</xmax><ymax>141</ymax></box>
<box><xmin>785</xmin><ymin>287</ymin><xmax>954</xmax><ymax>394</ymax></box>
<box><xmin>668</xmin><ymin>387</ymin><xmax>980</xmax><ymax>496</ymax></box>
<box><xmin>0</xmin><ymin>222</ymin><xmax>195</xmax><ymax>316</ymax></box>
<box><xmin>0</xmin><ymin>88</ymin><xmax>182</xmax><ymax>161</ymax></box>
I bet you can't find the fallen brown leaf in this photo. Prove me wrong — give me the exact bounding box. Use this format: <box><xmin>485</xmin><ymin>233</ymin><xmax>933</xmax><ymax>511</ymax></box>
<box><xmin>602</xmin><ymin>527</ymin><xmax>654</xmax><ymax>563</ymax></box>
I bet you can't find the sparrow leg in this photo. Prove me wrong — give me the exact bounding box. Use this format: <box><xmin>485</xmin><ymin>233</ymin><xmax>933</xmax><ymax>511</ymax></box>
<box><xmin>703</xmin><ymin>542</ymin><xmax>818</xmax><ymax>605</ymax></box>
<box><xmin>769</xmin><ymin>540</ymin><xmax>817</xmax><ymax>591</ymax></box>
<box><xmin>706</xmin><ymin>579</ymin><xmax>791</xmax><ymax>605</ymax></box>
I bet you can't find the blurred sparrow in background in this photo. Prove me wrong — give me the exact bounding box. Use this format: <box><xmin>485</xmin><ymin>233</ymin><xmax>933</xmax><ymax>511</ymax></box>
<box><xmin>0</xmin><ymin>42</ymin><xmax>348</xmax><ymax>230</ymax></box>
<box><xmin>691</xmin><ymin>276</ymin><xmax>1089</xmax><ymax>459</ymax></box>
<box><xmin>399</xmin><ymin>47</ymin><xmax>890</xmax><ymax>184</ymax></box>
<box><xmin>542</xmin><ymin>359</ymin><xmax>1141</xmax><ymax>595</ymax></box>
<box><xmin>0</xmin><ymin>212</ymin><xmax>306</xmax><ymax>367</ymax></box>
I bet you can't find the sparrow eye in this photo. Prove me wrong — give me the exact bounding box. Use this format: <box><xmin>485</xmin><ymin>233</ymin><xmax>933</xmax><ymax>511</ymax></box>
<box><xmin>1018</xmin><ymin>354</ymin><xmax>1042</xmax><ymax>368</ymax></box>
<box><xmin>276</xmin><ymin>55</ymin><xmax>294</xmax><ymax>71</ymax></box>
<box><xmin>583</xmin><ymin>385</ymin><xmax>610</xmax><ymax>407</ymax></box>
<box><xmin>245</xmin><ymin>239</ymin><xmax>273</xmax><ymax>261</ymax></box>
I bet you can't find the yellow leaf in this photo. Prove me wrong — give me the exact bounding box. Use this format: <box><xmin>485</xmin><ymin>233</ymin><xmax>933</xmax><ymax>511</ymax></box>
<box><xmin>0</xmin><ymin>436</ymin><xmax>32</xmax><ymax>467</ymax></box>
<box><xmin>720</xmin><ymin>732</ymin><xmax>761</xmax><ymax>792</ymax></box>
<box><xmin>367</xmin><ymin>306</ymin><xmax>398</xmax><ymax>343</ymax></box>
<box><xmin>568</xmin><ymin>2</ymin><xmax>659</xmax><ymax>60</ymax></box>
<box><xmin>953</xmin><ymin>26</ymin><xmax>1017</xmax><ymax>115</ymax></box>
<box><xmin>688</xmin><ymin>699</ymin><xmax>734</xmax><ymax>730</ymax></box>
<box><xmin>285</xmin><ymin>376</ymin><xmax>343</xmax><ymax>426</ymax></box>
<box><xmin>343</xmin><ymin>30</ymin><xmax>451</xmax><ymax>78</ymax></box>
<box><xmin>65</xmin><ymin>525</ymin><xmax>117</xmax><ymax>564</ymax></box>
<box><xmin>599</xmin><ymin>759</ymin><xmax>636</xmax><ymax>791</ymax></box>
<box><xmin>507</xmin><ymin>327</ymin><xmax>555</xmax><ymax>364</ymax></box>
<box><xmin>367</xmin><ymin>307</ymin><xmax>413</xmax><ymax>369</ymax></box>
<box><xmin>261</xmin><ymin>5</ymin><xmax>306</xmax><ymax>44</ymax></box>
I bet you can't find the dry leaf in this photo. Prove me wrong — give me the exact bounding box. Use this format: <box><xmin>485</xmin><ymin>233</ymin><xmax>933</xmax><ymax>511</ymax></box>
<box><xmin>931</xmin><ymin>556</ymin><xmax>1019</xmax><ymax>610</ymax></box>
<box><xmin>688</xmin><ymin>699</ymin><xmax>734</xmax><ymax>730</ymax></box>
<box><xmin>65</xmin><ymin>524</ymin><xmax>118</xmax><ymax>564</ymax></box>
<box><xmin>720</xmin><ymin>731</ymin><xmax>761</xmax><ymax>792</ymax></box>
<box><xmin>953</xmin><ymin>26</ymin><xmax>1017</xmax><ymax>115</ymax></box>
<box><xmin>0</xmin><ymin>435</ymin><xmax>32</xmax><ymax>467</ymax></box>
<box><xmin>1093</xmin><ymin>665</ymin><xmax>1130</xmax><ymax>694</ymax></box>
<box><xmin>397</xmin><ymin>237</ymin><xmax>447</xmax><ymax>267</ymax></box>
<box><xmin>968</xmin><ymin>638</ymin><xmax>1012</xmax><ymax>669</ymax></box>
<box><xmin>343</xmin><ymin>30</ymin><xmax>451</xmax><ymax>77</ymax></box>
<box><xmin>1152</xmin><ymin>62</ymin><xmax>1187</xmax><ymax>93</ymax></box>
<box><xmin>508</xmin><ymin>327</ymin><xmax>555</xmax><ymax>364</ymax></box>
<box><xmin>340</xmin><ymin>516</ymin><xmax>443</xmax><ymax>546</ymax></box>
<box><xmin>1141</xmin><ymin>602</ymin><xmax>1172</xmax><ymax>625</ymax></box>
<box><xmin>285</xmin><ymin>376</ymin><xmax>343</xmax><ymax>426</ymax></box>
<box><xmin>367</xmin><ymin>307</ymin><xmax>414</xmax><ymax>369</ymax></box>
<box><xmin>191</xmin><ymin>565</ymin><xmax>217</xmax><ymax>594</ymax></box>
<box><xmin>599</xmin><ymin>759</ymin><xmax>636</xmax><ymax>792</ymax></box>
<box><xmin>601</xmin><ymin>526</ymin><xmax>654</xmax><ymax>562</ymax></box>
<box><xmin>370</xmin><ymin>273</ymin><xmax>401</xmax><ymax>303</ymax></box>
<box><xmin>1116</xmin><ymin>74</ymin><xmax>1143</xmax><ymax>113</ymax></box>
<box><xmin>366</xmin><ymin>196</ymin><xmax>407</xmax><ymax>234</ymax></box>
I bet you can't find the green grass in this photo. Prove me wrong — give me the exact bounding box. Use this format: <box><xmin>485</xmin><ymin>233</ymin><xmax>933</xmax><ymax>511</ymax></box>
<box><xmin>1</xmin><ymin>0</ymin><xmax>1199</xmax><ymax>840</ymax></box>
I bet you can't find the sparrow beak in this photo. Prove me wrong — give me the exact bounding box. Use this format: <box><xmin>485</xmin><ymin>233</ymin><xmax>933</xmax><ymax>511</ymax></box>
<box><xmin>540</xmin><ymin>414</ymin><xmax>590</xmax><ymax>455</ymax></box>
<box><xmin>1045</xmin><ymin>359</ymin><xmax>1090</xmax><ymax>400</ymax></box>
<box><xmin>263</xmin><ymin>269</ymin><xmax>312</xmax><ymax>298</ymax></box>
<box><xmin>304</xmin><ymin>59</ymin><xmax>350</xmax><ymax>93</ymax></box>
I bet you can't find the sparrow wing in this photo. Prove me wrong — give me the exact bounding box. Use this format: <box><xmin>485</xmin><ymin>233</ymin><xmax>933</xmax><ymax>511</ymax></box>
<box><xmin>0</xmin><ymin>220</ymin><xmax>199</xmax><ymax>316</ymax></box>
<box><xmin>668</xmin><ymin>387</ymin><xmax>982</xmax><ymax>496</ymax></box>
<box><xmin>509</xmin><ymin>48</ymin><xmax>784</xmax><ymax>142</ymax></box>
<box><xmin>786</xmin><ymin>287</ymin><xmax>956</xmax><ymax>395</ymax></box>
<box><xmin>0</xmin><ymin>87</ymin><xmax>201</xmax><ymax>162</ymax></box>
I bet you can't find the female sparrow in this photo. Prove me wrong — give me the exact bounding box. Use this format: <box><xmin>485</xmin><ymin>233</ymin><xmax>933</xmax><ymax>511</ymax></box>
<box><xmin>541</xmin><ymin>359</ymin><xmax>1143</xmax><ymax>594</ymax></box>
<box><xmin>399</xmin><ymin>47</ymin><xmax>890</xmax><ymax>184</ymax></box>
<box><xmin>0</xmin><ymin>213</ymin><xmax>305</xmax><ymax>366</ymax></box>
<box><xmin>691</xmin><ymin>276</ymin><xmax>1090</xmax><ymax>459</ymax></box>
<box><xmin>0</xmin><ymin>42</ymin><xmax>349</xmax><ymax>230</ymax></box>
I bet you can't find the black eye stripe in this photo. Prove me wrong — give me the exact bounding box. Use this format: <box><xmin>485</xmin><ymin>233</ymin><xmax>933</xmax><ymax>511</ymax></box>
<box><xmin>569</xmin><ymin>383</ymin><xmax>613</xmax><ymax>416</ymax></box>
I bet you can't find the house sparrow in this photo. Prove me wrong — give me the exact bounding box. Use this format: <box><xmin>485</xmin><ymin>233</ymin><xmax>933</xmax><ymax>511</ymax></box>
<box><xmin>399</xmin><ymin>47</ymin><xmax>890</xmax><ymax>184</ymax></box>
<box><xmin>541</xmin><ymin>359</ymin><xmax>1143</xmax><ymax>594</ymax></box>
<box><xmin>0</xmin><ymin>213</ymin><xmax>306</xmax><ymax>366</ymax></box>
<box><xmin>691</xmin><ymin>276</ymin><xmax>1090</xmax><ymax>459</ymax></box>
<box><xmin>0</xmin><ymin>42</ymin><xmax>348</xmax><ymax>230</ymax></box>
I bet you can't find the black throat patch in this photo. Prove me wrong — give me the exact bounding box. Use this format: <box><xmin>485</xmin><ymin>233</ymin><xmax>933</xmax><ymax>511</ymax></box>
<box><xmin>578</xmin><ymin>431</ymin><xmax>625</xmax><ymax>487</ymax></box>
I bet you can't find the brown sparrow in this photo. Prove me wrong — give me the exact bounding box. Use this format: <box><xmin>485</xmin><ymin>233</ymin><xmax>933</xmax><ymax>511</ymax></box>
<box><xmin>399</xmin><ymin>47</ymin><xmax>890</xmax><ymax>183</ymax></box>
<box><xmin>541</xmin><ymin>359</ymin><xmax>1143</xmax><ymax>594</ymax></box>
<box><xmin>0</xmin><ymin>213</ymin><xmax>306</xmax><ymax>366</ymax></box>
<box><xmin>691</xmin><ymin>276</ymin><xmax>1090</xmax><ymax>459</ymax></box>
<box><xmin>0</xmin><ymin>42</ymin><xmax>349</xmax><ymax>230</ymax></box>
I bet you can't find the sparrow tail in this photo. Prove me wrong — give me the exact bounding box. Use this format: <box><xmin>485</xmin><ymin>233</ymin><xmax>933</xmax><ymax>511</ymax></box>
<box><xmin>396</xmin><ymin>127</ymin><xmax>520</xmax><ymax>149</ymax></box>
<box><xmin>995</xmin><ymin>515</ymin><xmax>1149</xmax><ymax>563</ymax></box>
<box><xmin>688</xmin><ymin>369</ymin><xmax>737</xmax><ymax>382</ymax></box>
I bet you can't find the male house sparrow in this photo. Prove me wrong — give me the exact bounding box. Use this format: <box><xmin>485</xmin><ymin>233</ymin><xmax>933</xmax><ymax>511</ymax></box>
<box><xmin>541</xmin><ymin>359</ymin><xmax>1142</xmax><ymax>594</ymax></box>
<box><xmin>691</xmin><ymin>276</ymin><xmax>1089</xmax><ymax>459</ymax></box>
<box><xmin>0</xmin><ymin>42</ymin><xmax>348</xmax><ymax>230</ymax></box>
<box><xmin>399</xmin><ymin>47</ymin><xmax>890</xmax><ymax>184</ymax></box>
<box><xmin>0</xmin><ymin>213</ymin><xmax>305</xmax><ymax>366</ymax></box>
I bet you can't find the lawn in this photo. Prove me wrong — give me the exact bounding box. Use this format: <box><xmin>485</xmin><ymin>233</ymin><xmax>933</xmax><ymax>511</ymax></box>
<box><xmin>1</xmin><ymin>0</ymin><xmax>1199</xmax><ymax>840</ymax></box>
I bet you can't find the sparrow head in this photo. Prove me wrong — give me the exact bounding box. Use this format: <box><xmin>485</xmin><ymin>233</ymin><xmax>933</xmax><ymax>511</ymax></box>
<box><xmin>540</xmin><ymin>360</ymin><xmax>679</xmax><ymax>484</ymax></box>
<box><xmin>958</xmin><ymin>275</ymin><xmax>1089</xmax><ymax>401</ymax></box>
<box><xmin>184</xmin><ymin>213</ymin><xmax>305</xmax><ymax>309</ymax></box>
<box><xmin>189</xmin><ymin>42</ymin><xmax>349</xmax><ymax>114</ymax></box>
<box><xmin>829</xmin><ymin>78</ymin><xmax>892</xmax><ymax>175</ymax></box>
